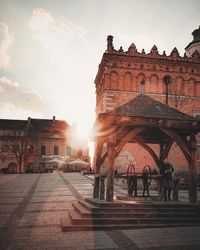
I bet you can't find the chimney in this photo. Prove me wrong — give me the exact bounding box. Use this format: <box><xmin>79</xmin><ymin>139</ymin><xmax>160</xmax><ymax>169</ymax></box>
<box><xmin>27</xmin><ymin>117</ymin><xmax>31</xmax><ymax>127</ymax></box>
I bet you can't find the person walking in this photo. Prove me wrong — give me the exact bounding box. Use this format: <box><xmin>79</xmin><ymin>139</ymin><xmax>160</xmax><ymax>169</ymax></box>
<box><xmin>160</xmin><ymin>159</ymin><xmax>174</xmax><ymax>201</ymax></box>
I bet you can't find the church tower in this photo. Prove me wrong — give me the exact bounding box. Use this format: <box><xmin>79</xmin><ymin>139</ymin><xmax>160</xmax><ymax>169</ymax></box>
<box><xmin>185</xmin><ymin>26</ymin><xmax>200</xmax><ymax>57</ymax></box>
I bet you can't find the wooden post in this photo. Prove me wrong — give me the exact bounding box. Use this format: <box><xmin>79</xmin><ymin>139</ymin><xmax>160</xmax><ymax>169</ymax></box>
<box><xmin>159</xmin><ymin>143</ymin><xmax>164</xmax><ymax>200</ymax></box>
<box><xmin>100</xmin><ymin>177</ymin><xmax>105</xmax><ymax>200</ymax></box>
<box><xmin>93</xmin><ymin>174</ymin><xmax>100</xmax><ymax>198</ymax></box>
<box><xmin>173</xmin><ymin>177</ymin><xmax>179</xmax><ymax>201</ymax></box>
<box><xmin>188</xmin><ymin>132</ymin><xmax>197</xmax><ymax>203</ymax></box>
<box><xmin>106</xmin><ymin>137</ymin><xmax>116</xmax><ymax>202</ymax></box>
<box><xmin>93</xmin><ymin>140</ymin><xmax>104</xmax><ymax>199</ymax></box>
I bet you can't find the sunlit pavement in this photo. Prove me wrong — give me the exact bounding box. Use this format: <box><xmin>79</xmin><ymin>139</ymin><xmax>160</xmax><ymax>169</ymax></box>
<box><xmin>0</xmin><ymin>172</ymin><xmax>200</xmax><ymax>250</ymax></box>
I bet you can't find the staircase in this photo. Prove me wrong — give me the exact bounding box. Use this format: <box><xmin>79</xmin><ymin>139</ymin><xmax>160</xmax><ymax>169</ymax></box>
<box><xmin>61</xmin><ymin>198</ymin><xmax>200</xmax><ymax>231</ymax></box>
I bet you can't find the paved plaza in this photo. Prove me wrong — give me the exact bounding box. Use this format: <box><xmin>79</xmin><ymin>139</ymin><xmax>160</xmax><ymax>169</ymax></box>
<box><xmin>0</xmin><ymin>172</ymin><xmax>200</xmax><ymax>250</ymax></box>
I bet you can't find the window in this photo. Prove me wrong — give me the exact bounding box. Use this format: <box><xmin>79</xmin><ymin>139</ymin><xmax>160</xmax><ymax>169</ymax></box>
<box><xmin>2</xmin><ymin>144</ymin><xmax>9</xmax><ymax>153</ymax></box>
<box><xmin>66</xmin><ymin>146</ymin><xmax>71</xmax><ymax>156</ymax></box>
<box><xmin>54</xmin><ymin>145</ymin><xmax>59</xmax><ymax>155</ymax></box>
<box><xmin>12</xmin><ymin>145</ymin><xmax>17</xmax><ymax>153</ymax></box>
<box><xmin>28</xmin><ymin>145</ymin><xmax>34</xmax><ymax>154</ymax></box>
<box><xmin>197</xmin><ymin>146</ymin><xmax>200</xmax><ymax>161</ymax></box>
<box><xmin>41</xmin><ymin>145</ymin><xmax>46</xmax><ymax>155</ymax></box>
<box><xmin>193</xmin><ymin>111</ymin><xmax>200</xmax><ymax>120</ymax></box>
<box><xmin>77</xmin><ymin>148</ymin><xmax>82</xmax><ymax>157</ymax></box>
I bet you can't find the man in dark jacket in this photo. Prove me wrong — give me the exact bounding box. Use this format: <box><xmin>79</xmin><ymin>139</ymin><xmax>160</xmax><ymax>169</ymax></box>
<box><xmin>160</xmin><ymin>159</ymin><xmax>174</xmax><ymax>201</ymax></box>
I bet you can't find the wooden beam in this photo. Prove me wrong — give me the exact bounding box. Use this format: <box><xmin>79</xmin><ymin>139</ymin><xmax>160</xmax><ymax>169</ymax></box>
<box><xmin>188</xmin><ymin>132</ymin><xmax>197</xmax><ymax>203</ymax></box>
<box><xmin>99</xmin><ymin>114</ymin><xmax>200</xmax><ymax>130</ymax></box>
<box><xmin>115</xmin><ymin>127</ymin><xmax>146</xmax><ymax>154</ymax></box>
<box><xmin>162</xmin><ymin>141</ymin><xmax>173</xmax><ymax>160</ymax></box>
<box><xmin>93</xmin><ymin>139</ymin><xmax>104</xmax><ymax>198</ymax></box>
<box><xmin>159</xmin><ymin>143</ymin><xmax>164</xmax><ymax>164</ymax></box>
<box><xmin>97</xmin><ymin>151</ymin><xmax>108</xmax><ymax>167</ymax></box>
<box><xmin>115</xmin><ymin>142</ymin><xmax>126</xmax><ymax>158</ymax></box>
<box><xmin>94</xmin><ymin>140</ymin><xmax>104</xmax><ymax>173</ymax></box>
<box><xmin>161</xmin><ymin>128</ymin><xmax>191</xmax><ymax>163</ymax></box>
<box><xmin>180</xmin><ymin>136</ymin><xmax>192</xmax><ymax>154</ymax></box>
<box><xmin>134</xmin><ymin>136</ymin><xmax>160</xmax><ymax>167</ymax></box>
<box><xmin>106</xmin><ymin>136</ymin><xmax>116</xmax><ymax>202</ymax></box>
<box><xmin>98</xmin><ymin>127</ymin><xmax>146</xmax><ymax>167</ymax></box>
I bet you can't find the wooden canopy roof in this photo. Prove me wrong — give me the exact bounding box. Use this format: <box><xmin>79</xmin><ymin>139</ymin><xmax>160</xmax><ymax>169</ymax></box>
<box><xmin>93</xmin><ymin>94</ymin><xmax>200</xmax><ymax>202</ymax></box>
<box><xmin>93</xmin><ymin>94</ymin><xmax>200</xmax><ymax>145</ymax></box>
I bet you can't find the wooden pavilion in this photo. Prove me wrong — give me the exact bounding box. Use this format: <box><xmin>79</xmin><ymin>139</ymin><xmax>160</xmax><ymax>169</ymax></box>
<box><xmin>92</xmin><ymin>93</ymin><xmax>200</xmax><ymax>203</ymax></box>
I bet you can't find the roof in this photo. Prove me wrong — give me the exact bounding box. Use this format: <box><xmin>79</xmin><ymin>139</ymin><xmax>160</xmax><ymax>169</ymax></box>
<box><xmin>0</xmin><ymin>119</ymin><xmax>27</xmax><ymax>130</ymax></box>
<box><xmin>0</xmin><ymin>118</ymin><xmax>69</xmax><ymax>131</ymax></box>
<box><xmin>109</xmin><ymin>94</ymin><xmax>196</xmax><ymax>121</ymax></box>
<box><xmin>185</xmin><ymin>26</ymin><xmax>200</xmax><ymax>50</ymax></box>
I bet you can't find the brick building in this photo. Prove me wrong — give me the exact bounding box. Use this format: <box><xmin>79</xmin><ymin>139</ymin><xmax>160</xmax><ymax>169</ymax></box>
<box><xmin>94</xmin><ymin>27</ymin><xmax>200</xmax><ymax>173</ymax></box>
<box><xmin>0</xmin><ymin>117</ymin><xmax>90</xmax><ymax>173</ymax></box>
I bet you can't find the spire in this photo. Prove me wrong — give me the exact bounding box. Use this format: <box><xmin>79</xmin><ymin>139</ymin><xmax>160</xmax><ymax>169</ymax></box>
<box><xmin>128</xmin><ymin>42</ymin><xmax>137</xmax><ymax>53</ymax></box>
<box><xmin>107</xmin><ymin>35</ymin><xmax>114</xmax><ymax>53</ymax></box>
<box><xmin>170</xmin><ymin>47</ymin><xmax>179</xmax><ymax>59</ymax></box>
<box><xmin>150</xmin><ymin>45</ymin><xmax>158</xmax><ymax>54</ymax></box>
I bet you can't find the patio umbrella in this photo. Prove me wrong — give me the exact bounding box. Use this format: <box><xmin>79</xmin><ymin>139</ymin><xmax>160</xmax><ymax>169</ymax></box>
<box><xmin>47</xmin><ymin>158</ymin><xmax>65</xmax><ymax>164</ymax></box>
<box><xmin>68</xmin><ymin>159</ymin><xmax>89</xmax><ymax>165</ymax></box>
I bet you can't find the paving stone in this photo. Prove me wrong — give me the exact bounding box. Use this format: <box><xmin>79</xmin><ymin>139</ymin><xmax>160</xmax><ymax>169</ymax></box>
<box><xmin>19</xmin><ymin>211</ymin><xmax>69</xmax><ymax>226</ymax></box>
<box><xmin>30</xmin><ymin>196</ymin><xmax>77</xmax><ymax>203</ymax></box>
<box><xmin>0</xmin><ymin>204</ymin><xmax>19</xmax><ymax>213</ymax></box>
<box><xmin>0</xmin><ymin>172</ymin><xmax>200</xmax><ymax>250</ymax></box>
<box><xmin>0</xmin><ymin>197</ymin><xmax>24</xmax><ymax>204</ymax></box>
<box><xmin>26</xmin><ymin>202</ymin><xmax>72</xmax><ymax>212</ymax></box>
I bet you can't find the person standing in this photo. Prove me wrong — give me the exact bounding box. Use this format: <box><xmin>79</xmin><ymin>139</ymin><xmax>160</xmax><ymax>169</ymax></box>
<box><xmin>160</xmin><ymin>159</ymin><xmax>174</xmax><ymax>201</ymax></box>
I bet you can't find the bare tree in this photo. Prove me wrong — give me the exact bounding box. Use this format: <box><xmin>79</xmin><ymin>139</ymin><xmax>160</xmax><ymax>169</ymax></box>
<box><xmin>2</xmin><ymin>122</ymin><xmax>38</xmax><ymax>173</ymax></box>
<box><xmin>169</xmin><ymin>81</ymin><xmax>188</xmax><ymax>110</ymax></box>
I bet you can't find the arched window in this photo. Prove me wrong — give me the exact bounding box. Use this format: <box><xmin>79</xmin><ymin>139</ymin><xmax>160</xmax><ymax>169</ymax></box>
<box><xmin>41</xmin><ymin>145</ymin><xmax>46</xmax><ymax>155</ymax></box>
<box><xmin>188</xmin><ymin>78</ymin><xmax>196</xmax><ymax>96</ymax></box>
<box><xmin>28</xmin><ymin>145</ymin><xmax>34</xmax><ymax>154</ymax></box>
<box><xmin>110</xmin><ymin>71</ymin><xmax>118</xmax><ymax>89</ymax></box>
<box><xmin>150</xmin><ymin>74</ymin><xmax>159</xmax><ymax>93</ymax></box>
<box><xmin>175</xmin><ymin>77</ymin><xmax>185</xmax><ymax>96</ymax></box>
<box><xmin>66</xmin><ymin>146</ymin><xmax>71</xmax><ymax>156</ymax></box>
<box><xmin>123</xmin><ymin>72</ymin><xmax>132</xmax><ymax>91</ymax></box>
<box><xmin>137</xmin><ymin>73</ymin><xmax>146</xmax><ymax>92</ymax></box>
<box><xmin>54</xmin><ymin>145</ymin><xmax>59</xmax><ymax>155</ymax></box>
<box><xmin>77</xmin><ymin>148</ymin><xmax>82</xmax><ymax>156</ymax></box>
<box><xmin>2</xmin><ymin>144</ymin><xmax>9</xmax><ymax>153</ymax></box>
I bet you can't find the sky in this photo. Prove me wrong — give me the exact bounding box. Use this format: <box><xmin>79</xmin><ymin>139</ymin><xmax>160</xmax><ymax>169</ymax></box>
<box><xmin>0</xmin><ymin>0</ymin><xmax>199</xmax><ymax>156</ymax></box>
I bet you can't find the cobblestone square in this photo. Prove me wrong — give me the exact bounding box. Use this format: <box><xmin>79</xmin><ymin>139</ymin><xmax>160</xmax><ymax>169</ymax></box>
<box><xmin>0</xmin><ymin>172</ymin><xmax>200</xmax><ymax>250</ymax></box>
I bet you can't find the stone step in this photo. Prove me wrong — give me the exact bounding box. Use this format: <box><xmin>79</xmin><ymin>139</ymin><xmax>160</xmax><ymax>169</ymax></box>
<box><xmin>68</xmin><ymin>210</ymin><xmax>200</xmax><ymax>225</ymax></box>
<box><xmin>61</xmin><ymin>215</ymin><xmax>200</xmax><ymax>232</ymax></box>
<box><xmin>85</xmin><ymin>198</ymin><xmax>199</xmax><ymax>209</ymax></box>
<box><xmin>72</xmin><ymin>202</ymin><xmax>199</xmax><ymax>218</ymax></box>
<box><xmin>78</xmin><ymin>200</ymin><xmax>199</xmax><ymax>214</ymax></box>
<box><xmin>61</xmin><ymin>198</ymin><xmax>200</xmax><ymax>232</ymax></box>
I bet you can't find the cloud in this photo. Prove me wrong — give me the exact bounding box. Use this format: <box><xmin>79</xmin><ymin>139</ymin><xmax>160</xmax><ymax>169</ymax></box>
<box><xmin>0</xmin><ymin>77</ymin><xmax>47</xmax><ymax>113</ymax></box>
<box><xmin>29</xmin><ymin>8</ymin><xmax>86</xmax><ymax>47</ymax></box>
<box><xmin>0</xmin><ymin>22</ymin><xmax>14</xmax><ymax>68</ymax></box>
<box><xmin>115</xmin><ymin>33</ymin><xmax>166</xmax><ymax>54</ymax></box>
<box><xmin>28</xmin><ymin>8</ymin><xmax>87</xmax><ymax>77</ymax></box>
